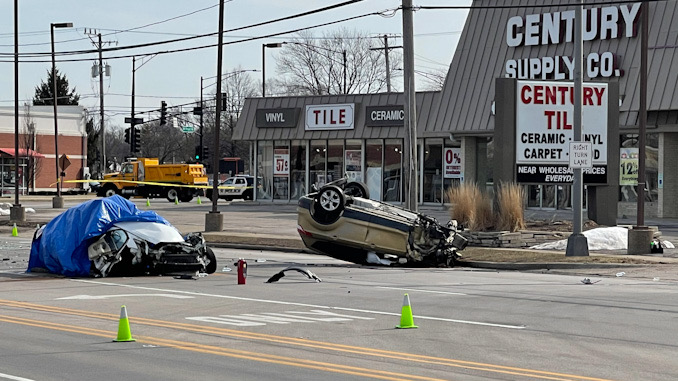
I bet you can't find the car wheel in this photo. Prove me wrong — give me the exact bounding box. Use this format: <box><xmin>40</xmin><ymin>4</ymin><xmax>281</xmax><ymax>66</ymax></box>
<box><xmin>343</xmin><ymin>181</ymin><xmax>370</xmax><ymax>199</ymax></box>
<box><xmin>206</xmin><ymin>189</ymin><xmax>213</xmax><ymax>201</ymax></box>
<box><xmin>204</xmin><ymin>247</ymin><xmax>217</xmax><ymax>274</ymax></box>
<box><xmin>311</xmin><ymin>185</ymin><xmax>345</xmax><ymax>224</ymax></box>
<box><xmin>102</xmin><ymin>185</ymin><xmax>118</xmax><ymax>197</ymax></box>
<box><xmin>243</xmin><ymin>190</ymin><xmax>253</xmax><ymax>200</ymax></box>
<box><xmin>179</xmin><ymin>190</ymin><xmax>193</xmax><ymax>203</ymax></box>
<box><xmin>166</xmin><ymin>188</ymin><xmax>179</xmax><ymax>202</ymax></box>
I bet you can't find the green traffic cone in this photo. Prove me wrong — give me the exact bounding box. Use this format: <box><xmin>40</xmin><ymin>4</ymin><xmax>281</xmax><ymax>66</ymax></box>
<box><xmin>197</xmin><ymin>196</ymin><xmax>202</xmax><ymax>205</ymax></box>
<box><xmin>146</xmin><ymin>197</ymin><xmax>150</xmax><ymax>207</ymax></box>
<box><xmin>11</xmin><ymin>223</ymin><xmax>18</xmax><ymax>237</ymax></box>
<box><xmin>114</xmin><ymin>305</ymin><xmax>135</xmax><ymax>342</ymax></box>
<box><xmin>174</xmin><ymin>197</ymin><xmax>179</xmax><ymax>205</ymax></box>
<box><xmin>396</xmin><ymin>294</ymin><xmax>418</xmax><ymax>329</ymax></box>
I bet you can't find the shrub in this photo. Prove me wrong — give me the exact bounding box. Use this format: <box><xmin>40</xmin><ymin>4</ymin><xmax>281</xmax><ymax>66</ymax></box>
<box><xmin>496</xmin><ymin>182</ymin><xmax>526</xmax><ymax>232</ymax></box>
<box><xmin>446</xmin><ymin>182</ymin><xmax>494</xmax><ymax>231</ymax></box>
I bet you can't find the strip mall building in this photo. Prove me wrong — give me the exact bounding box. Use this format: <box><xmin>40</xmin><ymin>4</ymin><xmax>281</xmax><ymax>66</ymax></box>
<box><xmin>233</xmin><ymin>1</ymin><xmax>677</xmax><ymax>222</ymax></box>
<box><xmin>0</xmin><ymin>106</ymin><xmax>87</xmax><ymax>194</ymax></box>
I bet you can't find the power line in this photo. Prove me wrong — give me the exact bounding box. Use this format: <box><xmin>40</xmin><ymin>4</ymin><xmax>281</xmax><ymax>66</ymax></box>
<box><xmin>0</xmin><ymin>0</ymin><xmax>367</xmax><ymax>58</ymax></box>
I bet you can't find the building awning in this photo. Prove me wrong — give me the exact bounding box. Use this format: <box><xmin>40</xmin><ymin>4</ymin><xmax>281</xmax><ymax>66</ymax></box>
<box><xmin>0</xmin><ymin>148</ymin><xmax>45</xmax><ymax>158</ymax></box>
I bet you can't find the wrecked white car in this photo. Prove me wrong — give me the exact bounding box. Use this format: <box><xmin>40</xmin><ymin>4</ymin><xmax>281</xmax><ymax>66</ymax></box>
<box><xmin>28</xmin><ymin>195</ymin><xmax>216</xmax><ymax>278</ymax></box>
<box><xmin>296</xmin><ymin>178</ymin><xmax>467</xmax><ymax>267</ymax></box>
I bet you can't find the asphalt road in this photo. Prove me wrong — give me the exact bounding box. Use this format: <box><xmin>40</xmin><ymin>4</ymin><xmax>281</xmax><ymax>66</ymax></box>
<box><xmin>1</xmin><ymin>246</ymin><xmax>678</xmax><ymax>380</ymax></box>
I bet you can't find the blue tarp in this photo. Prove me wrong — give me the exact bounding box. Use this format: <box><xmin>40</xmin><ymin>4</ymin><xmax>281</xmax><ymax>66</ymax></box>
<box><xmin>28</xmin><ymin>195</ymin><xmax>170</xmax><ymax>277</ymax></box>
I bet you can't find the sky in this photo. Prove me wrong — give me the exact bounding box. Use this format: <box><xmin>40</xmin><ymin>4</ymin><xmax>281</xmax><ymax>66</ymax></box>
<box><xmin>0</xmin><ymin>0</ymin><xmax>470</xmax><ymax>130</ymax></box>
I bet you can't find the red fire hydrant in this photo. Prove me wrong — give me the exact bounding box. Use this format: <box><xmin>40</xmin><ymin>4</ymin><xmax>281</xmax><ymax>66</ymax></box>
<box><xmin>237</xmin><ymin>259</ymin><xmax>247</xmax><ymax>285</ymax></box>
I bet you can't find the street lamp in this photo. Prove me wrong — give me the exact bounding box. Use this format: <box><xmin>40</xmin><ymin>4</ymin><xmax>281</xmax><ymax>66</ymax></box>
<box><xmin>51</xmin><ymin>22</ymin><xmax>73</xmax><ymax>209</ymax></box>
<box><xmin>262</xmin><ymin>43</ymin><xmax>283</xmax><ymax>97</ymax></box>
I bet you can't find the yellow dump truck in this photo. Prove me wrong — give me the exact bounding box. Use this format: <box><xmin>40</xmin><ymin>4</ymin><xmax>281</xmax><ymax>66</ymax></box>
<box><xmin>97</xmin><ymin>158</ymin><xmax>209</xmax><ymax>202</ymax></box>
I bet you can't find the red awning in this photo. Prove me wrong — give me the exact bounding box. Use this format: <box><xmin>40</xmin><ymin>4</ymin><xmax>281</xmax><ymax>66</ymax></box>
<box><xmin>0</xmin><ymin>148</ymin><xmax>45</xmax><ymax>158</ymax></box>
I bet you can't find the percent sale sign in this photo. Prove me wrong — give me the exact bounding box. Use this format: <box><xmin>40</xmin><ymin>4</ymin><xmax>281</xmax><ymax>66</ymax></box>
<box><xmin>515</xmin><ymin>80</ymin><xmax>608</xmax><ymax>184</ymax></box>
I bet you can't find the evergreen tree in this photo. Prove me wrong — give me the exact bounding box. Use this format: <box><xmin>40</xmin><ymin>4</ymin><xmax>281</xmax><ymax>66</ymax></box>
<box><xmin>32</xmin><ymin>68</ymin><xmax>80</xmax><ymax>106</ymax></box>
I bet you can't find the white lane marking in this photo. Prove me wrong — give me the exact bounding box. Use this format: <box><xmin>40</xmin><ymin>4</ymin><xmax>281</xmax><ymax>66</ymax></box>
<box><xmin>57</xmin><ymin>294</ymin><xmax>194</xmax><ymax>300</ymax></box>
<box><xmin>0</xmin><ymin>373</ymin><xmax>36</xmax><ymax>381</ymax></box>
<box><xmin>72</xmin><ymin>279</ymin><xmax>525</xmax><ymax>329</ymax></box>
<box><xmin>187</xmin><ymin>310</ymin><xmax>375</xmax><ymax>327</ymax></box>
<box><xmin>378</xmin><ymin>286</ymin><xmax>467</xmax><ymax>296</ymax></box>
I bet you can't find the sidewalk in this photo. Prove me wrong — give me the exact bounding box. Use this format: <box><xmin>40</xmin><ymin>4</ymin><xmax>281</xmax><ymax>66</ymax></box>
<box><xmin>2</xmin><ymin>196</ymin><xmax>678</xmax><ymax>279</ymax></box>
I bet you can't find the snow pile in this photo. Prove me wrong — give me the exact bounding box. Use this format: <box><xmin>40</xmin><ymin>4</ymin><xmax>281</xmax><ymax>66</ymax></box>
<box><xmin>531</xmin><ymin>226</ymin><xmax>630</xmax><ymax>250</ymax></box>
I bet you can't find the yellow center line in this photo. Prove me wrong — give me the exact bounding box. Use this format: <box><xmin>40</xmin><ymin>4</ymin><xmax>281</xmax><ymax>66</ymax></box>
<box><xmin>0</xmin><ymin>314</ymin><xmax>444</xmax><ymax>381</ymax></box>
<box><xmin>0</xmin><ymin>299</ymin><xmax>615</xmax><ymax>381</ymax></box>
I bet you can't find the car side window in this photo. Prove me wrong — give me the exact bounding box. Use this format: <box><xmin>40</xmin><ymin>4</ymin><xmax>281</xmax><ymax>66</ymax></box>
<box><xmin>236</xmin><ymin>178</ymin><xmax>246</xmax><ymax>186</ymax></box>
<box><xmin>224</xmin><ymin>178</ymin><xmax>234</xmax><ymax>185</ymax></box>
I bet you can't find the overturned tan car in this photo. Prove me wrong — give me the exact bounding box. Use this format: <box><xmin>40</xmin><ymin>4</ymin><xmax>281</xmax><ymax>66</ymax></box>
<box><xmin>296</xmin><ymin>178</ymin><xmax>467</xmax><ymax>266</ymax></box>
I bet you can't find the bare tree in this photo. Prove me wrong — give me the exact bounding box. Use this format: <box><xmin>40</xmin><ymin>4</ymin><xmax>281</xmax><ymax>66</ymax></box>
<box><xmin>20</xmin><ymin>103</ymin><xmax>41</xmax><ymax>191</ymax></box>
<box><xmin>275</xmin><ymin>29</ymin><xmax>402</xmax><ymax>95</ymax></box>
<box><xmin>416</xmin><ymin>68</ymin><xmax>447</xmax><ymax>91</ymax></box>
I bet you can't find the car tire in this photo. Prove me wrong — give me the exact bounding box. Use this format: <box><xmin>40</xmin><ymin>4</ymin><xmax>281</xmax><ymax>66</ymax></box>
<box><xmin>243</xmin><ymin>189</ymin><xmax>253</xmax><ymax>200</ymax></box>
<box><xmin>343</xmin><ymin>181</ymin><xmax>370</xmax><ymax>199</ymax></box>
<box><xmin>311</xmin><ymin>185</ymin><xmax>345</xmax><ymax>224</ymax></box>
<box><xmin>102</xmin><ymin>185</ymin><xmax>118</xmax><ymax>198</ymax></box>
<box><xmin>206</xmin><ymin>189</ymin><xmax>213</xmax><ymax>201</ymax></box>
<box><xmin>204</xmin><ymin>247</ymin><xmax>217</xmax><ymax>274</ymax></box>
<box><xmin>179</xmin><ymin>190</ymin><xmax>193</xmax><ymax>203</ymax></box>
<box><xmin>166</xmin><ymin>188</ymin><xmax>179</xmax><ymax>202</ymax></box>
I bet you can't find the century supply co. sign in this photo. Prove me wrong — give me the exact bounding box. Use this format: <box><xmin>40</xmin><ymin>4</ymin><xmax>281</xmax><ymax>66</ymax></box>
<box><xmin>305</xmin><ymin>104</ymin><xmax>355</xmax><ymax>130</ymax></box>
<box><xmin>366</xmin><ymin>105</ymin><xmax>404</xmax><ymax>127</ymax></box>
<box><xmin>515</xmin><ymin>80</ymin><xmax>608</xmax><ymax>184</ymax></box>
<box><xmin>256</xmin><ymin>108</ymin><xmax>299</xmax><ymax>128</ymax></box>
<box><xmin>504</xmin><ymin>2</ymin><xmax>640</xmax><ymax>80</ymax></box>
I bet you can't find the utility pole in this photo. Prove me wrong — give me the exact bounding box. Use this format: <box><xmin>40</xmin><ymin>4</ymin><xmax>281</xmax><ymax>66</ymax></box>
<box><xmin>200</xmin><ymin>76</ymin><xmax>204</xmax><ymax>161</ymax></box>
<box><xmin>85</xmin><ymin>29</ymin><xmax>114</xmax><ymax>173</ymax></box>
<box><xmin>402</xmin><ymin>0</ymin><xmax>417</xmax><ymax>211</ymax></box>
<box><xmin>131</xmin><ymin>56</ymin><xmax>136</xmax><ymax>156</ymax></box>
<box><xmin>370</xmin><ymin>34</ymin><xmax>402</xmax><ymax>93</ymax></box>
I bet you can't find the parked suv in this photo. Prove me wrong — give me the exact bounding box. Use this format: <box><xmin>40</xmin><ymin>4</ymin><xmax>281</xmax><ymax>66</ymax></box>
<box><xmin>206</xmin><ymin>175</ymin><xmax>254</xmax><ymax>201</ymax></box>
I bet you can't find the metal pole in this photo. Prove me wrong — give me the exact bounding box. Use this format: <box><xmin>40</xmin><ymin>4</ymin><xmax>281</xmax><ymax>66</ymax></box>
<box><xmin>262</xmin><ymin>44</ymin><xmax>266</xmax><ymax>97</ymax></box>
<box><xmin>565</xmin><ymin>4</ymin><xmax>589</xmax><ymax>256</ymax></box>
<box><xmin>637</xmin><ymin>1</ymin><xmax>648</xmax><ymax>227</ymax></box>
<box><xmin>13</xmin><ymin>0</ymin><xmax>19</xmax><ymax>205</ymax></box>
<box><xmin>131</xmin><ymin>56</ymin><xmax>136</xmax><ymax>156</ymax></box>
<box><xmin>402</xmin><ymin>0</ymin><xmax>417</xmax><ymax>211</ymax></box>
<box><xmin>212</xmin><ymin>0</ymin><xmax>225</xmax><ymax>214</ymax></box>
<box><xmin>98</xmin><ymin>34</ymin><xmax>105</xmax><ymax>174</ymax></box>
<box><xmin>384</xmin><ymin>35</ymin><xmax>392</xmax><ymax>93</ymax></box>
<box><xmin>200</xmin><ymin>76</ymin><xmax>204</xmax><ymax>161</ymax></box>
<box><xmin>343</xmin><ymin>50</ymin><xmax>347</xmax><ymax>94</ymax></box>
<box><xmin>51</xmin><ymin>24</ymin><xmax>61</xmax><ymax>199</ymax></box>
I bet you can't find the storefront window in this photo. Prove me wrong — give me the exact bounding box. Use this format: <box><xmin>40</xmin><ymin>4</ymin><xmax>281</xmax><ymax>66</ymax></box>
<box><xmin>365</xmin><ymin>139</ymin><xmax>382</xmax><ymax>200</ymax></box>
<box><xmin>290</xmin><ymin>140</ymin><xmax>306</xmax><ymax>200</ymax></box>
<box><xmin>327</xmin><ymin>140</ymin><xmax>344</xmax><ymax>183</ymax></box>
<box><xmin>345</xmin><ymin>139</ymin><xmax>362</xmax><ymax>183</ymax></box>
<box><xmin>273</xmin><ymin>141</ymin><xmax>290</xmax><ymax>200</ymax></box>
<box><xmin>383</xmin><ymin>139</ymin><xmax>402</xmax><ymax>202</ymax></box>
<box><xmin>423</xmin><ymin>139</ymin><xmax>443</xmax><ymax>203</ymax></box>
<box><xmin>256</xmin><ymin>141</ymin><xmax>273</xmax><ymax>200</ymax></box>
<box><xmin>310</xmin><ymin>140</ymin><xmax>326</xmax><ymax>189</ymax></box>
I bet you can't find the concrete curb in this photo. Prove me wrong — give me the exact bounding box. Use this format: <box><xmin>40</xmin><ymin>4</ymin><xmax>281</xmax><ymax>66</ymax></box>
<box><xmin>460</xmin><ymin>261</ymin><xmax>644</xmax><ymax>270</ymax></box>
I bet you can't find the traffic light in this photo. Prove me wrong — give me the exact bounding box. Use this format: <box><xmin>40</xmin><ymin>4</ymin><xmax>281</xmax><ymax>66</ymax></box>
<box><xmin>203</xmin><ymin>146</ymin><xmax>210</xmax><ymax>161</ymax></box>
<box><xmin>160</xmin><ymin>101</ymin><xmax>167</xmax><ymax>125</ymax></box>
<box><xmin>132</xmin><ymin>127</ymin><xmax>141</xmax><ymax>153</ymax></box>
<box><xmin>195</xmin><ymin>145</ymin><xmax>201</xmax><ymax>160</ymax></box>
<box><xmin>124</xmin><ymin>127</ymin><xmax>131</xmax><ymax>143</ymax></box>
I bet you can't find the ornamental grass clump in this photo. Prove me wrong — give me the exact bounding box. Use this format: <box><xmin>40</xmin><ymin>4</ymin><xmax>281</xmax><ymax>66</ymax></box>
<box><xmin>496</xmin><ymin>182</ymin><xmax>526</xmax><ymax>232</ymax></box>
<box><xmin>446</xmin><ymin>182</ymin><xmax>494</xmax><ymax>231</ymax></box>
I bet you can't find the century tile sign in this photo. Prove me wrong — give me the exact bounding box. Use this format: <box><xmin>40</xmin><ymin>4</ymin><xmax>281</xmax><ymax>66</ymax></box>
<box><xmin>504</xmin><ymin>2</ymin><xmax>640</xmax><ymax>80</ymax></box>
<box><xmin>515</xmin><ymin>80</ymin><xmax>608</xmax><ymax>184</ymax></box>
